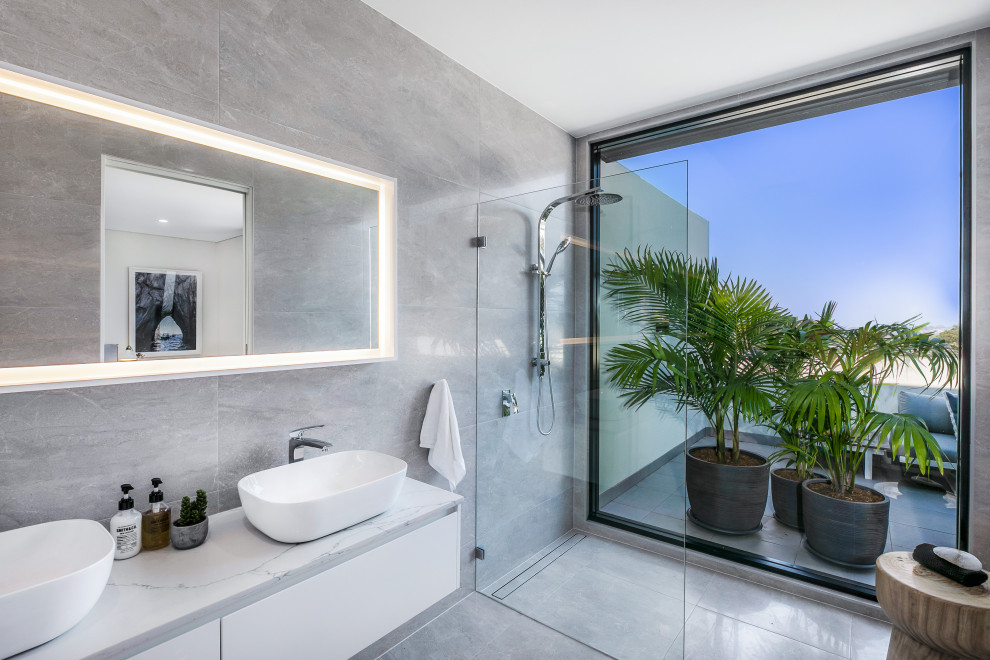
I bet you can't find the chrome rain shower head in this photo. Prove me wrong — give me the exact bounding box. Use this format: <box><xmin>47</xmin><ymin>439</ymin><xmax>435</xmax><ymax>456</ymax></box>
<box><xmin>574</xmin><ymin>191</ymin><xmax>623</xmax><ymax>206</ymax></box>
<box><xmin>537</xmin><ymin>188</ymin><xmax>621</xmax><ymax>274</ymax></box>
<box><xmin>539</xmin><ymin>188</ymin><xmax>623</xmax><ymax>219</ymax></box>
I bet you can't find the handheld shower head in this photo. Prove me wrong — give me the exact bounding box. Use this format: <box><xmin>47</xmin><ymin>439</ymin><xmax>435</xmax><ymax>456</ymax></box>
<box><xmin>545</xmin><ymin>237</ymin><xmax>572</xmax><ymax>275</ymax></box>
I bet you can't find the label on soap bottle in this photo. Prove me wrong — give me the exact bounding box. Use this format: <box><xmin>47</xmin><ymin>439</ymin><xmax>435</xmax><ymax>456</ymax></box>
<box><xmin>115</xmin><ymin>523</ymin><xmax>138</xmax><ymax>555</ymax></box>
<box><xmin>144</xmin><ymin>513</ymin><xmax>170</xmax><ymax>535</ymax></box>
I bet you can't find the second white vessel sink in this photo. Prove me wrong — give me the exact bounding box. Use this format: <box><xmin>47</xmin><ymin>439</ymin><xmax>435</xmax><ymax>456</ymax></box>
<box><xmin>0</xmin><ymin>519</ymin><xmax>114</xmax><ymax>658</ymax></box>
<box><xmin>238</xmin><ymin>450</ymin><xmax>408</xmax><ymax>543</ymax></box>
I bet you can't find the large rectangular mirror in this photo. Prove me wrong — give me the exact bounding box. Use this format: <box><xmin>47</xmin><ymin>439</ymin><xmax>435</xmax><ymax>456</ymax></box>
<box><xmin>0</xmin><ymin>67</ymin><xmax>395</xmax><ymax>391</ymax></box>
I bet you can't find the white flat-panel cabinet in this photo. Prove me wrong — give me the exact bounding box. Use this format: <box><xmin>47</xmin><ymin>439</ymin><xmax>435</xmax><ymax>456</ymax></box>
<box><xmin>129</xmin><ymin>621</ymin><xmax>220</xmax><ymax>660</ymax></box>
<box><xmin>220</xmin><ymin>512</ymin><xmax>459</xmax><ymax>660</ymax></box>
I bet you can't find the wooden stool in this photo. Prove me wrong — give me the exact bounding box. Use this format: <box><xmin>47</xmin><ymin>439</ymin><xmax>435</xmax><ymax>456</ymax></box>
<box><xmin>876</xmin><ymin>552</ymin><xmax>990</xmax><ymax>659</ymax></box>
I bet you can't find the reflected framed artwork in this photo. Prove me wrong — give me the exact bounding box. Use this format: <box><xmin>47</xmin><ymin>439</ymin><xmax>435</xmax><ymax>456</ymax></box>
<box><xmin>129</xmin><ymin>267</ymin><xmax>203</xmax><ymax>357</ymax></box>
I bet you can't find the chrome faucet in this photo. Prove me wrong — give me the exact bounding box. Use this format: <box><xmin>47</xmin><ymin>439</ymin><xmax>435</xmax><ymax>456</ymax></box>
<box><xmin>288</xmin><ymin>424</ymin><xmax>331</xmax><ymax>463</ymax></box>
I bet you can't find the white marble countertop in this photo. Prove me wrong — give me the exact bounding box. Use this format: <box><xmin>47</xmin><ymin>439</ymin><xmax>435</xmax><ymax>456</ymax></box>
<box><xmin>17</xmin><ymin>478</ymin><xmax>461</xmax><ymax>660</ymax></box>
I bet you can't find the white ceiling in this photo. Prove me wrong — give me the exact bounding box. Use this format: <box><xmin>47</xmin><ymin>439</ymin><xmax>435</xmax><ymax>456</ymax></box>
<box><xmin>361</xmin><ymin>0</ymin><xmax>990</xmax><ymax>136</ymax></box>
<box><xmin>104</xmin><ymin>167</ymin><xmax>245</xmax><ymax>242</ymax></box>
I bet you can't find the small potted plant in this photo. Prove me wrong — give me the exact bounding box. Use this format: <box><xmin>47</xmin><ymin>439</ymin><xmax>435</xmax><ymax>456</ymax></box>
<box><xmin>602</xmin><ymin>248</ymin><xmax>788</xmax><ymax>534</ymax></box>
<box><xmin>768</xmin><ymin>425</ymin><xmax>825</xmax><ymax>530</ymax></box>
<box><xmin>172</xmin><ymin>489</ymin><xmax>209</xmax><ymax>550</ymax></box>
<box><xmin>766</xmin><ymin>307</ymin><xmax>835</xmax><ymax>530</ymax></box>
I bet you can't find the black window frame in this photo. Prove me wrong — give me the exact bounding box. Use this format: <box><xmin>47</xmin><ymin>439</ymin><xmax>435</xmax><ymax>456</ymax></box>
<box><xmin>587</xmin><ymin>48</ymin><xmax>972</xmax><ymax>601</ymax></box>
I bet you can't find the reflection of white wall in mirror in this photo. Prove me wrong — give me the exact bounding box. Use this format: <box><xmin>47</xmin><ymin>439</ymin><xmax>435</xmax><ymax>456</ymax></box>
<box><xmin>216</xmin><ymin>237</ymin><xmax>247</xmax><ymax>354</ymax></box>
<box><xmin>105</xmin><ymin>232</ymin><xmax>245</xmax><ymax>357</ymax></box>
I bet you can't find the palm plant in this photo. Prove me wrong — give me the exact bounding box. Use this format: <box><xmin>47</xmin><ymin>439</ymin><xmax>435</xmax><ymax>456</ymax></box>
<box><xmin>602</xmin><ymin>248</ymin><xmax>791</xmax><ymax>464</ymax></box>
<box><xmin>766</xmin><ymin>304</ymin><xmax>843</xmax><ymax>480</ymax></box>
<box><xmin>781</xmin><ymin>313</ymin><xmax>958</xmax><ymax>497</ymax></box>
<box><xmin>767</xmin><ymin>424</ymin><xmax>819</xmax><ymax>480</ymax></box>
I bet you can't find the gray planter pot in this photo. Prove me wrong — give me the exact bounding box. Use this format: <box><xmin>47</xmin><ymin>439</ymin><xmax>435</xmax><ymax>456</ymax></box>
<box><xmin>171</xmin><ymin>517</ymin><xmax>209</xmax><ymax>550</ymax></box>
<box><xmin>686</xmin><ymin>446</ymin><xmax>770</xmax><ymax>535</ymax></box>
<box><xmin>770</xmin><ymin>468</ymin><xmax>825</xmax><ymax>530</ymax></box>
<box><xmin>802</xmin><ymin>479</ymin><xmax>889</xmax><ymax>567</ymax></box>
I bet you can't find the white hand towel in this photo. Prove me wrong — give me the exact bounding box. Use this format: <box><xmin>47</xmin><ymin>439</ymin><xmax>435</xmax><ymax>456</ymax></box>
<box><xmin>420</xmin><ymin>379</ymin><xmax>466</xmax><ymax>490</ymax></box>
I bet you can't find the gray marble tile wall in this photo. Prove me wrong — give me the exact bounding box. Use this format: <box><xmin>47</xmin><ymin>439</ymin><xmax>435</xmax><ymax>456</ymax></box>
<box><xmin>573</xmin><ymin>29</ymin><xmax>990</xmax><ymax>563</ymax></box>
<box><xmin>251</xmin><ymin>162</ymin><xmax>380</xmax><ymax>352</ymax></box>
<box><xmin>0</xmin><ymin>0</ymin><xmax>576</xmax><ymax>597</ymax></box>
<box><xmin>0</xmin><ymin>97</ymin><xmax>103</xmax><ymax>366</ymax></box>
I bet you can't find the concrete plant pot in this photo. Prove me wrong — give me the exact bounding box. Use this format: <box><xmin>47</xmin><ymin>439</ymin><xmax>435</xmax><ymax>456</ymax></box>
<box><xmin>171</xmin><ymin>517</ymin><xmax>208</xmax><ymax>550</ymax></box>
<box><xmin>802</xmin><ymin>479</ymin><xmax>889</xmax><ymax>567</ymax></box>
<box><xmin>770</xmin><ymin>468</ymin><xmax>825</xmax><ymax>530</ymax></box>
<box><xmin>686</xmin><ymin>446</ymin><xmax>770</xmax><ymax>535</ymax></box>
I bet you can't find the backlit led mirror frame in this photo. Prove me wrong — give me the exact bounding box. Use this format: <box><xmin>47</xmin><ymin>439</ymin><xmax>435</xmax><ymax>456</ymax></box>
<box><xmin>0</xmin><ymin>65</ymin><xmax>396</xmax><ymax>392</ymax></box>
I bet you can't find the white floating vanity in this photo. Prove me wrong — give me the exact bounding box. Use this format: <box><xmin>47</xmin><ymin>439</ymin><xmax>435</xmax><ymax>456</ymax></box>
<box><xmin>16</xmin><ymin>479</ymin><xmax>461</xmax><ymax>660</ymax></box>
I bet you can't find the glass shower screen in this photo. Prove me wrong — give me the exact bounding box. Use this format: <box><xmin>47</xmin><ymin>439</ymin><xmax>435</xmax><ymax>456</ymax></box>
<box><xmin>474</xmin><ymin>161</ymin><xmax>691</xmax><ymax>658</ymax></box>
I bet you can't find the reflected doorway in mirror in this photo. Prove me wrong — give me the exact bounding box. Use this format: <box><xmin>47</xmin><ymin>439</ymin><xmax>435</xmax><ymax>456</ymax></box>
<box><xmin>128</xmin><ymin>267</ymin><xmax>202</xmax><ymax>357</ymax></box>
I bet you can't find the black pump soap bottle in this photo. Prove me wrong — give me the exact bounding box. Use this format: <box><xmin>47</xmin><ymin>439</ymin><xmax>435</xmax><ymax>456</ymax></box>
<box><xmin>110</xmin><ymin>484</ymin><xmax>142</xmax><ymax>560</ymax></box>
<box><xmin>142</xmin><ymin>478</ymin><xmax>171</xmax><ymax>551</ymax></box>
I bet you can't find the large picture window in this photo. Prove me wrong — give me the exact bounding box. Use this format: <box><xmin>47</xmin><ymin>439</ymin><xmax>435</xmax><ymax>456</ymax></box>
<box><xmin>589</xmin><ymin>52</ymin><xmax>968</xmax><ymax>596</ymax></box>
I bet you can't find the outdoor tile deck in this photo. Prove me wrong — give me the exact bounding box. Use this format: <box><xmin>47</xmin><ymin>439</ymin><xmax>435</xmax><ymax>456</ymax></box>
<box><xmin>600</xmin><ymin>441</ymin><xmax>957</xmax><ymax>587</ymax></box>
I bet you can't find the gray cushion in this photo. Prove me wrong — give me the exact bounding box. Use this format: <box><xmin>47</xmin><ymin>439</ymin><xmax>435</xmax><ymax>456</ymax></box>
<box><xmin>897</xmin><ymin>391</ymin><xmax>954</xmax><ymax>436</ymax></box>
<box><xmin>933</xmin><ymin>432</ymin><xmax>958</xmax><ymax>463</ymax></box>
<box><xmin>900</xmin><ymin>431</ymin><xmax>957</xmax><ymax>464</ymax></box>
<box><xmin>945</xmin><ymin>391</ymin><xmax>958</xmax><ymax>436</ymax></box>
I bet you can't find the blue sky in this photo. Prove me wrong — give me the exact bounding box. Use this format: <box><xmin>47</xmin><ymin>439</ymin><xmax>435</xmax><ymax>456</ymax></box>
<box><xmin>620</xmin><ymin>87</ymin><xmax>961</xmax><ymax>330</ymax></box>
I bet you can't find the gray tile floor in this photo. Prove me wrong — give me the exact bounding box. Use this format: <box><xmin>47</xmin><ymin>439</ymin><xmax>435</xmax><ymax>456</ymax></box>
<box><xmin>426</xmin><ymin>533</ymin><xmax>892</xmax><ymax>660</ymax></box>
<box><xmin>379</xmin><ymin>591</ymin><xmax>610</xmax><ymax>659</ymax></box>
<box><xmin>600</xmin><ymin>442</ymin><xmax>957</xmax><ymax>586</ymax></box>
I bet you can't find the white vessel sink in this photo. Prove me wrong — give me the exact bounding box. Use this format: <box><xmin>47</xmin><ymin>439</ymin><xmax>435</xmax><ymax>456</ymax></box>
<box><xmin>0</xmin><ymin>519</ymin><xmax>114</xmax><ymax>658</ymax></box>
<box><xmin>238</xmin><ymin>450</ymin><xmax>407</xmax><ymax>543</ymax></box>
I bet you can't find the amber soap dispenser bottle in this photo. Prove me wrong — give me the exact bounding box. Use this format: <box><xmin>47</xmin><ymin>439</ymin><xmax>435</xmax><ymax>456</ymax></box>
<box><xmin>141</xmin><ymin>477</ymin><xmax>171</xmax><ymax>551</ymax></box>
